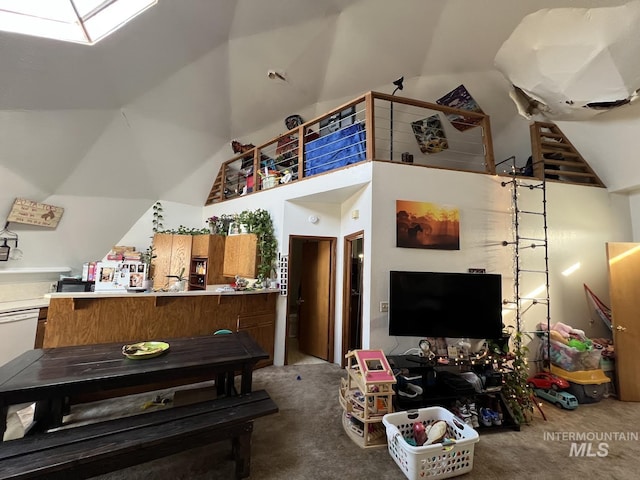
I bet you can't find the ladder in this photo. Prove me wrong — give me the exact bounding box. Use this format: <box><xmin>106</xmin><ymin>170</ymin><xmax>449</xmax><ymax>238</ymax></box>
<box><xmin>501</xmin><ymin>157</ymin><xmax>551</xmax><ymax>366</ymax></box>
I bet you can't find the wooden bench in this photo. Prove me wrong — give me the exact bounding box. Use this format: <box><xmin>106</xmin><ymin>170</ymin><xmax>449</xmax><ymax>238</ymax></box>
<box><xmin>0</xmin><ymin>390</ymin><xmax>278</xmax><ymax>480</ymax></box>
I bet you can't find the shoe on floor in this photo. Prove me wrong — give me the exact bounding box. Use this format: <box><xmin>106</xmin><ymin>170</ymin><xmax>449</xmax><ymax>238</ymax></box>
<box><xmin>479</xmin><ymin>407</ymin><xmax>493</xmax><ymax>427</ymax></box>
<box><xmin>397</xmin><ymin>382</ymin><xmax>423</xmax><ymax>399</ymax></box>
<box><xmin>467</xmin><ymin>402</ymin><xmax>479</xmax><ymax>428</ymax></box>
<box><xmin>490</xmin><ymin>409</ymin><xmax>502</xmax><ymax>426</ymax></box>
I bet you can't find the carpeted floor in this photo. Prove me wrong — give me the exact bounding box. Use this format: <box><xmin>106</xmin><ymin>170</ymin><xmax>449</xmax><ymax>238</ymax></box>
<box><xmin>48</xmin><ymin>363</ymin><xmax>640</xmax><ymax>480</ymax></box>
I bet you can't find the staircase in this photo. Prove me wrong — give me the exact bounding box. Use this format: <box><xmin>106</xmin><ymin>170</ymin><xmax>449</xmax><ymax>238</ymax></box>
<box><xmin>529</xmin><ymin>122</ymin><xmax>605</xmax><ymax>187</ymax></box>
<box><xmin>205</xmin><ymin>167</ymin><xmax>225</xmax><ymax>205</ymax></box>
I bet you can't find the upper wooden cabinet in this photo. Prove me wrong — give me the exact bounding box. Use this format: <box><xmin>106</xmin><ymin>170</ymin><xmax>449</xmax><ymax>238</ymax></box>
<box><xmin>152</xmin><ymin>234</ymin><xmax>193</xmax><ymax>290</ymax></box>
<box><xmin>189</xmin><ymin>234</ymin><xmax>227</xmax><ymax>290</ymax></box>
<box><xmin>223</xmin><ymin>234</ymin><xmax>258</xmax><ymax>278</ymax></box>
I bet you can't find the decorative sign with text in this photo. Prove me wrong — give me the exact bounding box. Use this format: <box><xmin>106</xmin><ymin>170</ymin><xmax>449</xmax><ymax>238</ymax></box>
<box><xmin>7</xmin><ymin>198</ymin><xmax>64</xmax><ymax>228</ymax></box>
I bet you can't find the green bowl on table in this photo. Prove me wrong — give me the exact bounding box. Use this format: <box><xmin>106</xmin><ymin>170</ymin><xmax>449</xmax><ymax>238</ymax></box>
<box><xmin>122</xmin><ymin>341</ymin><xmax>170</xmax><ymax>359</ymax></box>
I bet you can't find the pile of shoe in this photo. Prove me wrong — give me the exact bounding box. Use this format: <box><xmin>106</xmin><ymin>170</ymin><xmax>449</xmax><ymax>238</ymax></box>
<box><xmin>450</xmin><ymin>400</ymin><xmax>479</xmax><ymax>428</ymax></box>
<box><xmin>479</xmin><ymin>407</ymin><xmax>502</xmax><ymax>427</ymax></box>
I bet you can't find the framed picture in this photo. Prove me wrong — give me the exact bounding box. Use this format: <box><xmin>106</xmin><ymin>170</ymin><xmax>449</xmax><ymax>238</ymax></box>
<box><xmin>396</xmin><ymin>199</ymin><xmax>460</xmax><ymax>250</ymax></box>
<box><xmin>319</xmin><ymin>106</ymin><xmax>356</xmax><ymax>136</ymax></box>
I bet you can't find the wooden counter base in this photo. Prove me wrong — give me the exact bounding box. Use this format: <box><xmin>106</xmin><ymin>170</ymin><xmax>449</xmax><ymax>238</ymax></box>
<box><xmin>44</xmin><ymin>291</ymin><xmax>277</xmax><ymax>368</ymax></box>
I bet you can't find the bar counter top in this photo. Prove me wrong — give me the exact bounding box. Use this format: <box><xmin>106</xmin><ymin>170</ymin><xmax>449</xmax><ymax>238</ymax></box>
<box><xmin>43</xmin><ymin>286</ymin><xmax>278</xmax><ymax>366</ymax></box>
<box><xmin>46</xmin><ymin>285</ymin><xmax>279</xmax><ymax>300</ymax></box>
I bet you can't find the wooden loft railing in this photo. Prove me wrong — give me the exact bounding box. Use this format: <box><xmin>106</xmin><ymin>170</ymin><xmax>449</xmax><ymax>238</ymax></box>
<box><xmin>205</xmin><ymin>91</ymin><xmax>496</xmax><ymax>205</ymax></box>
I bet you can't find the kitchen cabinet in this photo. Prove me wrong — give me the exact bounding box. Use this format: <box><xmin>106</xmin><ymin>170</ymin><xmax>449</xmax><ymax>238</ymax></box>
<box><xmin>45</xmin><ymin>291</ymin><xmax>277</xmax><ymax>369</ymax></box>
<box><xmin>45</xmin><ymin>290</ymin><xmax>277</xmax><ymax>405</ymax></box>
<box><xmin>34</xmin><ymin>307</ymin><xmax>48</xmax><ymax>349</ymax></box>
<box><xmin>189</xmin><ymin>234</ymin><xmax>226</xmax><ymax>290</ymax></box>
<box><xmin>237</xmin><ymin>313</ymin><xmax>274</xmax><ymax>368</ymax></box>
<box><xmin>151</xmin><ymin>234</ymin><xmax>193</xmax><ymax>290</ymax></box>
<box><xmin>223</xmin><ymin>234</ymin><xmax>258</xmax><ymax>278</ymax></box>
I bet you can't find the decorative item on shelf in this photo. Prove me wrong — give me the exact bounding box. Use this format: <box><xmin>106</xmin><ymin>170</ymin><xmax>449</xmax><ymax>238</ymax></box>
<box><xmin>207</xmin><ymin>214</ymin><xmax>235</xmax><ymax>236</ymax></box>
<box><xmin>233</xmin><ymin>276</ymin><xmax>248</xmax><ymax>291</ymax></box>
<box><xmin>258</xmin><ymin>167</ymin><xmax>280</xmax><ymax>190</ymax></box>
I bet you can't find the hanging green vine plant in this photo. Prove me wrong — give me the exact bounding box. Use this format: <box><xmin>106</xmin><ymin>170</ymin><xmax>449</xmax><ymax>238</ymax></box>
<box><xmin>236</xmin><ymin>208</ymin><xmax>277</xmax><ymax>280</ymax></box>
<box><xmin>203</xmin><ymin>208</ymin><xmax>277</xmax><ymax>280</ymax></box>
<box><xmin>152</xmin><ymin>201</ymin><xmax>164</xmax><ymax>233</ymax></box>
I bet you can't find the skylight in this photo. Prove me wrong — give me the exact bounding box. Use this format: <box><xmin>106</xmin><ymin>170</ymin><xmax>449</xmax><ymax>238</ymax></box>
<box><xmin>0</xmin><ymin>0</ymin><xmax>157</xmax><ymax>45</ymax></box>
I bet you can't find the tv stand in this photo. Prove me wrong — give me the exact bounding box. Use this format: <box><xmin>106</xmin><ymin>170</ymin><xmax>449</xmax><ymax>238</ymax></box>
<box><xmin>387</xmin><ymin>355</ymin><xmax>520</xmax><ymax>432</ymax></box>
<box><xmin>405</xmin><ymin>356</ymin><xmax>435</xmax><ymax>366</ymax></box>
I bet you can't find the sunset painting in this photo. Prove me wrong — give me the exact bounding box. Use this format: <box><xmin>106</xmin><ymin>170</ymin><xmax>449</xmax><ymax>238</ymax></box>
<box><xmin>396</xmin><ymin>200</ymin><xmax>460</xmax><ymax>250</ymax></box>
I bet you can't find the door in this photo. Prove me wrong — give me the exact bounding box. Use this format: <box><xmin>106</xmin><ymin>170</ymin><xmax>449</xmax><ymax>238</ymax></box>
<box><xmin>298</xmin><ymin>239</ymin><xmax>332</xmax><ymax>360</ymax></box>
<box><xmin>606</xmin><ymin>242</ymin><xmax>640</xmax><ymax>401</ymax></box>
<box><xmin>342</xmin><ymin>232</ymin><xmax>364</xmax><ymax>364</ymax></box>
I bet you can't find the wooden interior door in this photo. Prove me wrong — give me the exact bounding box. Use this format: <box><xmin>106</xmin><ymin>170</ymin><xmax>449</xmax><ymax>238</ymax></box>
<box><xmin>299</xmin><ymin>240</ymin><xmax>331</xmax><ymax>360</ymax></box>
<box><xmin>342</xmin><ymin>232</ymin><xmax>364</xmax><ymax>366</ymax></box>
<box><xmin>606</xmin><ymin>242</ymin><xmax>640</xmax><ymax>401</ymax></box>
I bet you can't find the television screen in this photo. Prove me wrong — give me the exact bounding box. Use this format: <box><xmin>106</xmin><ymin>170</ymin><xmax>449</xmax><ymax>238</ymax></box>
<box><xmin>389</xmin><ymin>271</ymin><xmax>503</xmax><ymax>339</ymax></box>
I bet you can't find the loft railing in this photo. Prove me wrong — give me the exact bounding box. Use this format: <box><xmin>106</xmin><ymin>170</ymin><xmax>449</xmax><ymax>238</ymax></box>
<box><xmin>205</xmin><ymin>91</ymin><xmax>495</xmax><ymax>205</ymax></box>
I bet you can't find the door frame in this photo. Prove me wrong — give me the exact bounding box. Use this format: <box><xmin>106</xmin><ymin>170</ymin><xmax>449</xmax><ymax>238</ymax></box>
<box><xmin>286</xmin><ymin>235</ymin><xmax>337</xmax><ymax>365</ymax></box>
<box><xmin>341</xmin><ymin>230</ymin><xmax>364</xmax><ymax>367</ymax></box>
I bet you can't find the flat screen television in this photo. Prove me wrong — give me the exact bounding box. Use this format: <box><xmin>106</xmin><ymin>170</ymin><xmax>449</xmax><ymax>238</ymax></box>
<box><xmin>389</xmin><ymin>271</ymin><xmax>503</xmax><ymax>339</ymax></box>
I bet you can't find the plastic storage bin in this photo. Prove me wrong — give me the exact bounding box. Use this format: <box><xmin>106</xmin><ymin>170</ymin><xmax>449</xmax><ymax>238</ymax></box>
<box><xmin>382</xmin><ymin>407</ymin><xmax>479</xmax><ymax>480</ymax></box>
<box><xmin>543</xmin><ymin>337</ymin><xmax>602</xmax><ymax>372</ymax></box>
<box><xmin>550</xmin><ymin>365</ymin><xmax>611</xmax><ymax>404</ymax></box>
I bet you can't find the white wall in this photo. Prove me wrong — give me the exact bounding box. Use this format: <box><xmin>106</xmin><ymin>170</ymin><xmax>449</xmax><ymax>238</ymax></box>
<box><xmin>202</xmin><ymin>163</ymin><xmax>373</xmax><ymax>365</ymax></box>
<box><xmin>201</xmin><ymin>161</ymin><xmax>631</xmax><ymax>367</ymax></box>
<box><xmin>628</xmin><ymin>190</ymin><xmax>640</xmax><ymax>241</ymax></box>
<box><xmin>369</xmin><ymin>162</ymin><xmax>631</xmax><ymax>359</ymax></box>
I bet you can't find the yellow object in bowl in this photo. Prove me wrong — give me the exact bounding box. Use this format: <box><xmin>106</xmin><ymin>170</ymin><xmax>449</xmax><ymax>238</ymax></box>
<box><xmin>122</xmin><ymin>341</ymin><xmax>170</xmax><ymax>359</ymax></box>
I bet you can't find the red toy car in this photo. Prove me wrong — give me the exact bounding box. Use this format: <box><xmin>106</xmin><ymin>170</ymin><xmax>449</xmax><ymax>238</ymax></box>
<box><xmin>526</xmin><ymin>372</ymin><xmax>570</xmax><ymax>390</ymax></box>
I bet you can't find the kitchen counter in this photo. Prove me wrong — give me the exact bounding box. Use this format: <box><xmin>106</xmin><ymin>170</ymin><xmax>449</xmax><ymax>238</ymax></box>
<box><xmin>44</xmin><ymin>286</ymin><xmax>278</xmax><ymax>367</ymax></box>
<box><xmin>0</xmin><ymin>298</ymin><xmax>49</xmax><ymax>314</ymax></box>
<box><xmin>46</xmin><ymin>285</ymin><xmax>279</xmax><ymax>300</ymax></box>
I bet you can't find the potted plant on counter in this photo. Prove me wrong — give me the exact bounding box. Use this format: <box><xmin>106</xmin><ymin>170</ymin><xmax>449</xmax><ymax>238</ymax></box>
<box><xmin>166</xmin><ymin>267</ymin><xmax>187</xmax><ymax>292</ymax></box>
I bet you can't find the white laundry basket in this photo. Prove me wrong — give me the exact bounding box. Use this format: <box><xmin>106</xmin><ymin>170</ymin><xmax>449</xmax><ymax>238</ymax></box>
<box><xmin>382</xmin><ymin>407</ymin><xmax>479</xmax><ymax>480</ymax></box>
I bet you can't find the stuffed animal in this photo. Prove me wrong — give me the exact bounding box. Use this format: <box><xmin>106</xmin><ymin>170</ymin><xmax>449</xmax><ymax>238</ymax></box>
<box><xmin>551</xmin><ymin>322</ymin><xmax>586</xmax><ymax>339</ymax></box>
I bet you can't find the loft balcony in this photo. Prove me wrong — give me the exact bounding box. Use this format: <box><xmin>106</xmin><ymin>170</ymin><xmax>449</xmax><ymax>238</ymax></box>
<box><xmin>205</xmin><ymin>91</ymin><xmax>603</xmax><ymax>205</ymax></box>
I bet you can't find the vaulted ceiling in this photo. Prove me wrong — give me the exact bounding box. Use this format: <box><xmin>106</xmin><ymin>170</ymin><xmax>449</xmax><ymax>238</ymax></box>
<box><xmin>1</xmin><ymin>0</ymin><xmax>639</xmax><ymax>221</ymax></box>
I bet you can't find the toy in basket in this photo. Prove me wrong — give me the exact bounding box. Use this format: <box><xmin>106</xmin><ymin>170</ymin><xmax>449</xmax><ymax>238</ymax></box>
<box><xmin>382</xmin><ymin>406</ymin><xmax>479</xmax><ymax>480</ymax></box>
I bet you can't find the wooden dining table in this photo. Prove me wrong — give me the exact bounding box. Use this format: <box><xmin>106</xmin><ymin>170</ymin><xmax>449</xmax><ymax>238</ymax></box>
<box><xmin>0</xmin><ymin>331</ymin><xmax>268</xmax><ymax>441</ymax></box>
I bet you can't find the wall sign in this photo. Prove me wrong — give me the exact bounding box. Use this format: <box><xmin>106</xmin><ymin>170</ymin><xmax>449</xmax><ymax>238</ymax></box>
<box><xmin>7</xmin><ymin>198</ymin><xmax>64</xmax><ymax>228</ymax></box>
